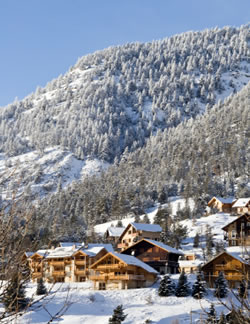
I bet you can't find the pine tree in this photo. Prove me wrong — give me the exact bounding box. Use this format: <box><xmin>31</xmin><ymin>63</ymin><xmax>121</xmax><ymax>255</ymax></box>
<box><xmin>206</xmin><ymin>304</ymin><xmax>217</xmax><ymax>324</ymax></box>
<box><xmin>238</xmin><ymin>280</ymin><xmax>248</xmax><ymax>299</ymax></box>
<box><xmin>3</xmin><ymin>274</ymin><xmax>28</xmax><ymax>312</ymax></box>
<box><xmin>175</xmin><ymin>271</ymin><xmax>190</xmax><ymax>297</ymax></box>
<box><xmin>214</xmin><ymin>272</ymin><xmax>228</xmax><ymax>298</ymax></box>
<box><xmin>193</xmin><ymin>232</ymin><xmax>200</xmax><ymax>248</ymax></box>
<box><xmin>158</xmin><ymin>275</ymin><xmax>175</xmax><ymax>297</ymax></box>
<box><xmin>142</xmin><ymin>214</ymin><xmax>150</xmax><ymax>224</ymax></box>
<box><xmin>109</xmin><ymin>305</ymin><xmax>127</xmax><ymax>324</ymax></box>
<box><xmin>36</xmin><ymin>278</ymin><xmax>47</xmax><ymax>295</ymax></box>
<box><xmin>192</xmin><ymin>272</ymin><xmax>206</xmax><ymax>299</ymax></box>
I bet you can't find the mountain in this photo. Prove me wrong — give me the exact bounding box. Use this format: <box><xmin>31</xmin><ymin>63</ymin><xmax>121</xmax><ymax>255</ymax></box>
<box><xmin>0</xmin><ymin>25</ymin><xmax>249</xmax><ymax>240</ymax></box>
<box><xmin>33</xmin><ymin>80</ymin><xmax>249</xmax><ymax>241</ymax></box>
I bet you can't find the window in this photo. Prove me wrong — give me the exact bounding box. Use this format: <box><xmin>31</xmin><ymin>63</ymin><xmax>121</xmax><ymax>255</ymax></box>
<box><xmin>231</xmin><ymin>230</ymin><xmax>236</xmax><ymax>238</ymax></box>
<box><xmin>99</xmin><ymin>282</ymin><xmax>106</xmax><ymax>290</ymax></box>
<box><xmin>247</xmin><ymin>222</ymin><xmax>250</xmax><ymax>227</ymax></box>
<box><xmin>128</xmin><ymin>230</ymin><xmax>132</xmax><ymax>234</ymax></box>
<box><xmin>232</xmin><ymin>240</ymin><xmax>237</xmax><ymax>246</ymax></box>
<box><xmin>241</xmin><ymin>223</ymin><xmax>245</xmax><ymax>229</ymax></box>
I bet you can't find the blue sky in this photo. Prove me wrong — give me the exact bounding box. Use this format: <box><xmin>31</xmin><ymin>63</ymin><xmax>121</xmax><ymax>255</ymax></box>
<box><xmin>0</xmin><ymin>0</ymin><xmax>249</xmax><ymax>106</ymax></box>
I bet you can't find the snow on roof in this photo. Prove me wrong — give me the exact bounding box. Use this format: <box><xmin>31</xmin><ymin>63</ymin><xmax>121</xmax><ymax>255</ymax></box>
<box><xmin>87</xmin><ymin>243</ymin><xmax>114</xmax><ymax>253</ymax></box>
<box><xmin>144</xmin><ymin>239</ymin><xmax>184</xmax><ymax>255</ymax></box>
<box><xmin>25</xmin><ymin>252</ymin><xmax>34</xmax><ymax>258</ymax></box>
<box><xmin>107</xmin><ymin>227</ymin><xmax>125</xmax><ymax>237</ymax></box>
<box><xmin>45</xmin><ymin>246</ymin><xmax>77</xmax><ymax>259</ymax></box>
<box><xmin>226</xmin><ymin>246</ymin><xmax>250</xmax><ymax>264</ymax></box>
<box><xmin>59</xmin><ymin>242</ymin><xmax>83</xmax><ymax>248</ymax></box>
<box><xmin>112</xmin><ymin>252</ymin><xmax>158</xmax><ymax>274</ymax></box>
<box><xmin>232</xmin><ymin>198</ymin><xmax>250</xmax><ymax>208</ymax></box>
<box><xmin>131</xmin><ymin>222</ymin><xmax>162</xmax><ymax>232</ymax></box>
<box><xmin>33</xmin><ymin>249</ymin><xmax>50</xmax><ymax>258</ymax></box>
<box><xmin>179</xmin><ymin>260</ymin><xmax>203</xmax><ymax>267</ymax></box>
<box><xmin>211</xmin><ymin>197</ymin><xmax>235</xmax><ymax>204</ymax></box>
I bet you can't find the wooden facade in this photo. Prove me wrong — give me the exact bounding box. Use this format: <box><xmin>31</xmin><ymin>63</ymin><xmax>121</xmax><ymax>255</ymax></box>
<box><xmin>104</xmin><ymin>227</ymin><xmax>125</xmax><ymax>245</ymax></box>
<box><xmin>201</xmin><ymin>251</ymin><xmax>250</xmax><ymax>288</ymax></box>
<box><xmin>89</xmin><ymin>252</ymin><xmax>158</xmax><ymax>290</ymax></box>
<box><xmin>207</xmin><ymin>197</ymin><xmax>235</xmax><ymax>213</ymax></box>
<box><xmin>121</xmin><ymin>238</ymin><xmax>182</xmax><ymax>274</ymax></box>
<box><xmin>117</xmin><ymin>223</ymin><xmax>162</xmax><ymax>251</ymax></box>
<box><xmin>222</xmin><ymin>214</ymin><xmax>250</xmax><ymax>247</ymax></box>
<box><xmin>29</xmin><ymin>245</ymin><xmax>111</xmax><ymax>283</ymax></box>
<box><xmin>178</xmin><ymin>253</ymin><xmax>202</xmax><ymax>274</ymax></box>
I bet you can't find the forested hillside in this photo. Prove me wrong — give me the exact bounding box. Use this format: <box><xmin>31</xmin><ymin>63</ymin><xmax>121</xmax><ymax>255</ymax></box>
<box><xmin>0</xmin><ymin>25</ymin><xmax>249</xmax><ymax>163</ymax></box>
<box><xmin>0</xmin><ymin>25</ymin><xmax>249</xmax><ymax>241</ymax></box>
<box><xmin>34</xmin><ymin>82</ymin><xmax>250</xmax><ymax>241</ymax></box>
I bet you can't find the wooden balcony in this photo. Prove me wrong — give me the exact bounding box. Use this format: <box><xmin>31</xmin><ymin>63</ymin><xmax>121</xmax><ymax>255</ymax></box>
<box><xmin>89</xmin><ymin>274</ymin><xmax>145</xmax><ymax>281</ymax></box>
<box><xmin>75</xmin><ymin>269</ymin><xmax>87</xmax><ymax>276</ymax></box>
<box><xmin>52</xmin><ymin>271</ymin><xmax>65</xmax><ymax>276</ymax></box>
<box><xmin>32</xmin><ymin>272</ymin><xmax>42</xmax><ymax>278</ymax></box>
<box><xmin>96</xmin><ymin>264</ymin><xmax>123</xmax><ymax>270</ymax></box>
<box><xmin>75</xmin><ymin>260</ymin><xmax>86</xmax><ymax>266</ymax></box>
<box><xmin>49</xmin><ymin>261</ymin><xmax>65</xmax><ymax>266</ymax></box>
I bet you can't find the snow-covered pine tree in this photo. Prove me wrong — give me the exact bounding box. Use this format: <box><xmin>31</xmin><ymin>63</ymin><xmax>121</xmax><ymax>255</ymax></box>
<box><xmin>238</xmin><ymin>280</ymin><xmax>248</xmax><ymax>299</ymax></box>
<box><xmin>3</xmin><ymin>274</ymin><xmax>28</xmax><ymax>312</ymax></box>
<box><xmin>192</xmin><ymin>272</ymin><xmax>206</xmax><ymax>299</ymax></box>
<box><xmin>158</xmin><ymin>275</ymin><xmax>175</xmax><ymax>297</ymax></box>
<box><xmin>175</xmin><ymin>271</ymin><xmax>190</xmax><ymax>297</ymax></box>
<box><xmin>206</xmin><ymin>304</ymin><xmax>217</xmax><ymax>324</ymax></box>
<box><xmin>214</xmin><ymin>271</ymin><xmax>228</xmax><ymax>298</ymax></box>
<box><xmin>36</xmin><ymin>278</ymin><xmax>47</xmax><ymax>295</ymax></box>
<box><xmin>109</xmin><ymin>304</ymin><xmax>127</xmax><ymax>324</ymax></box>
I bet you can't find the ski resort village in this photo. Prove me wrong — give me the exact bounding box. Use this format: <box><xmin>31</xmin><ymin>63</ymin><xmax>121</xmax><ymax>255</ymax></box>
<box><xmin>10</xmin><ymin>196</ymin><xmax>248</xmax><ymax>323</ymax></box>
<box><xmin>0</xmin><ymin>6</ymin><xmax>250</xmax><ymax>323</ymax></box>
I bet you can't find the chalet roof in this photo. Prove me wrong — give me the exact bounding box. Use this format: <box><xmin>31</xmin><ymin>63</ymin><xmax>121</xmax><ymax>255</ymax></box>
<box><xmin>59</xmin><ymin>242</ymin><xmax>83</xmax><ymax>248</ymax></box>
<box><xmin>144</xmin><ymin>239</ymin><xmax>184</xmax><ymax>255</ymax></box>
<box><xmin>222</xmin><ymin>214</ymin><xmax>249</xmax><ymax>231</ymax></box>
<box><xmin>112</xmin><ymin>252</ymin><xmax>158</xmax><ymax>274</ymax></box>
<box><xmin>201</xmin><ymin>248</ymin><xmax>249</xmax><ymax>269</ymax></box>
<box><xmin>87</xmin><ymin>243</ymin><xmax>114</xmax><ymax>253</ymax></box>
<box><xmin>208</xmin><ymin>196</ymin><xmax>235</xmax><ymax>205</ymax></box>
<box><xmin>91</xmin><ymin>252</ymin><xmax>158</xmax><ymax>274</ymax></box>
<box><xmin>24</xmin><ymin>252</ymin><xmax>34</xmax><ymax>258</ymax></box>
<box><xmin>31</xmin><ymin>250</ymin><xmax>49</xmax><ymax>258</ymax></box>
<box><xmin>179</xmin><ymin>260</ymin><xmax>203</xmax><ymax>267</ymax></box>
<box><xmin>131</xmin><ymin>222</ymin><xmax>162</xmax><ymax>232</ymax></box>
<box><xmin>232</xmin><ymin>198</ymin><xmax>250</xmax><ymax>208</ymax></box>
<box><xmin>121</xmin><ymin>238</ymin><xmax>184</xmax><ymax>255</ymax></box>
<box><xmin>106</xmin><ymin>227</ymin><xmax>125</xmax><ymax>237</ymax></box>
<box><xmin>45</xmin><ymin>246</ymin><xmax>77</xmax><ymax>259</ymax></box>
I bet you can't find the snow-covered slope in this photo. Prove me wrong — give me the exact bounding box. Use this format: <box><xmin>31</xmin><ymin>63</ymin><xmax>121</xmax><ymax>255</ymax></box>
<box><xmin>0</xmin><ymin>147</ymin><xmax>109</xmax><ymax>200</ymax></box>
<box><xmin>19</xmin><ymin>280</ymin><xmax>239</xmax><ymax>324</ymax></box>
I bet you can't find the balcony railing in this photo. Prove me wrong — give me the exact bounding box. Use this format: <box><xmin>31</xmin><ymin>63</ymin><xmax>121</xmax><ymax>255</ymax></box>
<box><xmin>75</xmin><ymin>260</ymin><xmax>86</xmax><ymax>266</ymax></box>
<box><xmin>89</xmin><ymin>274</ymin><xmax>145</xmax><ymax>281</ymax></box>
<box><xmin>52</xmin><ymin>271</ymin><xmax>65</xmax><ymax>276</ymax></box>
<box><xmin>49</xmin><ymin>261</ymin><xmax>65</xmax><ymax>266</ymax></box>
<box><xmin>96</xmin><ymin>264</ymin><xmax>123</xmax><ymax>270</ymax></box>
<box><xmin>75</xmin><ymin>270</ymin><xmax>87</xmax><ymax>276</ymax></box>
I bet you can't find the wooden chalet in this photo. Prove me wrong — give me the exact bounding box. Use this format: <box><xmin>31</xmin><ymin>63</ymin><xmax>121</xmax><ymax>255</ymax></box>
<box><xmin>121</xmin><ymin>238</ymin><xmax>183</xmax><ymax>274</ymax></box>
<box><xmin>222</xmin><ymin>213</ymin><xmax>250</xmax><ymax>247</ymax></box>
<box><xmin>178</xmin><ymin>253</ymin><xmax>203</xmax><ymax>274</ymax></box>
<box><xmin>89</xmin><ymin>251</ymin><xmax>158</xmax><ymax>290</ymax></box>
<box><xmin>232</xmin><ymin>198</ymin><xmax>250</xmax><ymax>215</ymax></box>
<box><xmin>104</xmin><ymin>226</ymin><xmax>125</xmax><ymax>245</ymax></box>
<box><xmin>201</xmin><ymin>250</ymin><xmax>250</xmax><ymax>288</ymax></box>
<box><xmin>207</xmin><ymin>197</ymin><xmax>235</xmax><ymax>213</ymax></box>
<box><xmin>29</xmin><ymin>243</ymin><xmax>113</xmax><ymax>283</ymax></box>
<box><xmin>117</xmin><ymin>222</ymin><xmax>162</xmax><ymax>251</ymax></box>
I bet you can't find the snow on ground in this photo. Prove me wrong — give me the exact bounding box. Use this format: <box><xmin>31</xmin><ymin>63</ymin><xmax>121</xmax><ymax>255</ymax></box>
<box><xmin>18</xmin><ymin>278</ymin><xmax>238</xmax><ymax>324</ymax></box>
<box><xmin>94</xmin><ymin>197</ymin><xmax>195</xmax><ymax>235</ymax></box>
